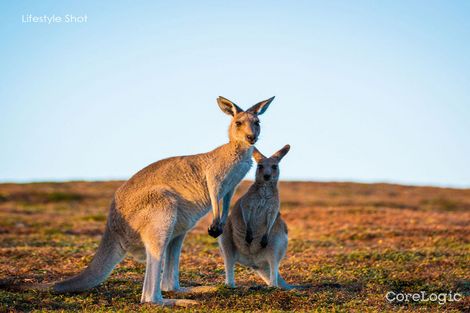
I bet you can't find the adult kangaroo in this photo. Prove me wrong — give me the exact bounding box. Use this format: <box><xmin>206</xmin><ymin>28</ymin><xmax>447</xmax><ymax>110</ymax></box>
<box><xmin>53</xmin><ymin>96</ymin><xmax>275</xmax><ymax>306</ymax></box>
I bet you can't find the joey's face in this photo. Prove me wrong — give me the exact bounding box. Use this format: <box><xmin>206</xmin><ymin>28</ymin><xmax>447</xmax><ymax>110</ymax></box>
<box><xmin>256</xmin><ymin>158</ymin><xmax>280</xmax><ymax>183</ymax></box>
<box><xmin>253</xmin><ymin>144</ymin><xmax>290</xmax><ymax>184</ymax></box>
<box><xmin>229</xmin><ymin>112</ymin><xmax>260</xmax><ymax>145</ymax></box>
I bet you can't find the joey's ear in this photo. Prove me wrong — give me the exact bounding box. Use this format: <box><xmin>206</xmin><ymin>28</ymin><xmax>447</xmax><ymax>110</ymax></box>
<box><xmin>271</xmin><ymin>144</ymin><xmax>290</xmax><ymax>162</ymax></box>
<box><xmin>217</xmin><ymin>96</ymin><xmax>243</xmax><ymax>116</ymax></box>
<box><xmin>252</xmin><ymin>147</ymin><xmax>266</xmax><ymax>163</ymax></box>
<box><xmin>247</xmin><ymin>96</ymin><xmax>275</xmax><ymax>115</ymax></box>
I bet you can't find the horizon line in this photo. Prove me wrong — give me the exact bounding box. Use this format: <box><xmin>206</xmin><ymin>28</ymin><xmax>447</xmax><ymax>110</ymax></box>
<box><xmin>0</xmin><ymin>176</ymin><xmax>468</xmax><ymax>190</ymax></box>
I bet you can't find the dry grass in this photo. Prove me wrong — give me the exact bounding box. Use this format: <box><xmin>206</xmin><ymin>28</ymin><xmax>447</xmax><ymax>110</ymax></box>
<box><xmin>0</xmin><ymin>181</ymin><xmax>469</xmax><ymax>312</ymax></box>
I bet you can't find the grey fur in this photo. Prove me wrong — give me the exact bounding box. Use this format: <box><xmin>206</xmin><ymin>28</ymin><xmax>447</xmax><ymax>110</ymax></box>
<box><xmin>218</xmin><ymin>145</ymin><xmax>291</xmax><ymax>289</ymax></box>
<box><xmin>53</xmin><ymin>96</ymin><xmax>275</xmax><ymax>305</ymax></box>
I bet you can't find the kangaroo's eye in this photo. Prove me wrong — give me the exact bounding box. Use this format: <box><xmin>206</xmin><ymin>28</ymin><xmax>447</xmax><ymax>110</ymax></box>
<box><xmin>235</xmin><ymin>121</ymin><xmax>242</xmax><ymax>127</ymax></box>
<box><xmin>271</xmin><ymin>165</ymin><xmax>278</xmax><ymax>170</ymax></box>
<box><xmin>254</xmin><ymin>120</ymin><xmax>260</xmax><ymax>126</ymax></box>
<box><xmin>258</xmin><ymin>165</ymin><xmax>264</xmax><ymax>170</ymax></box>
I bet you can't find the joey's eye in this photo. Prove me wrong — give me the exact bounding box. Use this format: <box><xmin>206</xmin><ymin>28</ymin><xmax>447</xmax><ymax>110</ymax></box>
<box><xmin>254</xmin><ymin>120</ymin><xmax>260</xmax><ymax>126</ymax></box>
<box><xmin>271</xmin><ymin>165</ymin><xmax>278</xmax><ymax>170</ymax></box>
<box><xmin>235</xmin><ymin>121</ymin><xmax>242</xmax><ymax>127</ymax></box>
<box><xmin>258</xmin><ymin>165</ymin><xmax>264</xmax><ymax>170</ymax></box>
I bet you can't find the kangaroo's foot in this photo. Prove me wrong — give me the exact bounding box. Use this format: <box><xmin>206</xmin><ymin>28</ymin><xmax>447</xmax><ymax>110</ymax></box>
<box><xmin>143</xmin><ymin>298</ymin><xmax>199</xmax><ymax>307</ymax></box>
<box><xmin>173</xmin><ymin>286</ymin><xmax>219</xmax><ymax>293</ymax></box>
<box><xmin>225</xmin><ymin>282</ymin><xmax>236</xmax><ymax>289</ymax></box>
<box><xmin>285</xmin><ymin>283</ymin><xmax>314</xmax><ymax>290</ymax></box>
<box><xmin>280</xmin><ymin>284</ymin><xmax>294</xmax><ymax>290</ymax></box>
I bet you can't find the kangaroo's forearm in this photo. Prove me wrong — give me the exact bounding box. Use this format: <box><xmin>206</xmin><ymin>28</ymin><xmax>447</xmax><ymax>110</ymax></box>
<box><xmin>205</xmin><ymin>174</ymin><xmax>220</xmax><ymax>220</ymax></box>
<box><xmin>221</xmin><ymin>188</ymin><xmax>234</xmax><ymax>224</ymax></box>
<box><xmin>206</xmin><ymin>174</ymin><xmax>225</xmax><ymax>238</ymax></box>
<box><xmin>209</xmin><ymin>192</ymin><xmax>220</xmax><ymax>221</ymax></box>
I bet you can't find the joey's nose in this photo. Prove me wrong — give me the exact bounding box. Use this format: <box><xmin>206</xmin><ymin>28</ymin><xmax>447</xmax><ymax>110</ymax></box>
<box><xmin>263</xmin><ymin>174</ymin><xmax>271</xmax><ymax>181</ymax></box>
<box><xmin>246</xmin><ymin>135</ymin><xmax>256</xmax><ymax>144</ymax></box>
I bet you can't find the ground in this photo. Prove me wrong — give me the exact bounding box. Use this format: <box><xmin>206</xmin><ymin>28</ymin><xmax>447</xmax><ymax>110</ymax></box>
<box><xmin>0</xmin><ymin>181</ymin><xmax>469</xmax><ymax>312</ymax></box>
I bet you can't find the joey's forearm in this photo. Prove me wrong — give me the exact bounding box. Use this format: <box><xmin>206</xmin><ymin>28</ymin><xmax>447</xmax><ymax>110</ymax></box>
<box><xmin>260</xmin><ymin>212</ymin><xmax>276</xmax><ymax>248</ymax></box>
<box><xmin>262</xmin><ymin>210</ymin><xmax>277</xmax><ymax>242</ymax></box>
<box><xmin>265</xmin><ymin>211</ymin><xmax>276</xmax><ymax>234</ymax></box>
<box><xmin>240</xmin><ymin>204</ymin><xmax>254</xmax><ymax>244</ymax></box>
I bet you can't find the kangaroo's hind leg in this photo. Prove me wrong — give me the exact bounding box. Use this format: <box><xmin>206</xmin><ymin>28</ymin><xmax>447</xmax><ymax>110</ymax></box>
<box><xmin>255</xmin><ymin>232</ymin><xmax>289</xmax><ymax>289</ymax></box>
<box><xmin>167</xmin><ymin>230</ymin><xmax>220</xmax><ymax>294</ymax></box>
<box><xmin>139</xmin><ymin>191</ymin><xmax>198</xmax><ymax>306</ymax></box>
<box><xmin>219</xmin><ymin>236</ymin><xmax>237</xmax><ymax>287</ymax></box>
<box><xmin>140</xmin><ymin>211</ymin><xmax>175</xmax><ymax>304</ymax></box>
<box><xmin>255</xmin><ymin>263</ymin><xmax>291</xmax><ymax>289</ymax></box>
<box><xmin>161</xmin><ymin>233</ymin><xmax>186</xmax><ymax>291</ymax></box>
<box><xmin>140</xmin><ymin>216</ymin><xmax>197</xmax><ymax>305</ymax></box>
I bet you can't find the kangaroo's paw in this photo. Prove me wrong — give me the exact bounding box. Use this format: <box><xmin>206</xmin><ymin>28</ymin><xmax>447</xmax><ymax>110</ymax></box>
<box><xmin>245</xmin><ymin>230</ymin><xmax>253</xmax><ymax>244</ymax></box>
<box><xmin>260</xmin><ymin>234</ymin><xmax>268</xmax><ymax>248</ymax></box>
<box><xmin>208</xmin><ymin>222</ymin><xmax>223</xmax><ymax>238</ymax></box>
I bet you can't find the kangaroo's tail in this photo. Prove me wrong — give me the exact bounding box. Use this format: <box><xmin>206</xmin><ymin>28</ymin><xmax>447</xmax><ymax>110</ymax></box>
<box><xmin>53</xmin><ymin>222</ymin><xmax>126</xmax><ymax>293</ymax></box>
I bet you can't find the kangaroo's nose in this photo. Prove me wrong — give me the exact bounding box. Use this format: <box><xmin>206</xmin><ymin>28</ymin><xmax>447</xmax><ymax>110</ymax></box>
<box><xmin>263</xmin><ymin>174</ymin><xmax>271</xmax><ymax>181</ymax></box>
<box><xmin>246</xmin><ymin>135</ymin><xmax>255</xmax><ymax>143</ymax></box>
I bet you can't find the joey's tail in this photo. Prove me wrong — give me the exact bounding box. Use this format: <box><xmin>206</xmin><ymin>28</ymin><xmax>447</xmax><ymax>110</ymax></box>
<box><xmin>53</xmin><ymin>223</ymin><xmax>126</xmax><ymax>293</ymax></box>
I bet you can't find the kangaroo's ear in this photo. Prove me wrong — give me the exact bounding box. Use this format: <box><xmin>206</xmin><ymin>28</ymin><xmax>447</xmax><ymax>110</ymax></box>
<box><xmin>253</xmin><ymin>147</ymin><xmax>266</xmax><ymax>163</ymax></box>
<box><xmin>271</xmin><ymin>144</ymin><xmax>290</xmax><ymax>161</ymax></box>
<box><xmin>217</xmin><ymin>96</ymin><xmax>243</xmax><ymax>116</ymax></box>
<box><xmin>247</xmin><ymin>96</ymin><xmax>275</xmax><ymax>115</ymax></box>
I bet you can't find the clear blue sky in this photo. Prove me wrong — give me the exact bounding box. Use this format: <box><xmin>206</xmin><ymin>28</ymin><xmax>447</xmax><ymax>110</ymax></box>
<box><xmin>1</xmin><ymin>1</ymin><xmax>469</xmax><ymax>187</ymax></box>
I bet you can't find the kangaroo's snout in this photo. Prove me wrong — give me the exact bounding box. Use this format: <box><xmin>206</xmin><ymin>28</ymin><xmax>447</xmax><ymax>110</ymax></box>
<box><xmin>263</xmin><ymin>174</ymin><xmax>271</xmax><ymax>181</ymax></box>
<box><xmin>246</xmin><ymin>135</ymin><xmax>256</xmax><ymax>144</ymax></box>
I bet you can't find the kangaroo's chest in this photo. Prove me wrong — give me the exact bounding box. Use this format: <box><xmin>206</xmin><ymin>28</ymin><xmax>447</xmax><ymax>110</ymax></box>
<box><xmin>219</xmin><ymin>158</ymin><xmax>252</xmax><ymax>198</ymax></box>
